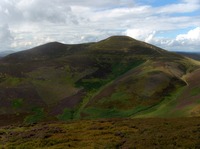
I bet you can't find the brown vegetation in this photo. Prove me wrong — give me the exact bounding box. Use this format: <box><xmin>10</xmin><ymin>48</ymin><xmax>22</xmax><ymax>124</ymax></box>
<box><xmin>1</xmin><ymin>118</ymin><xmax>200</xmax><ymax>148</ymax></box>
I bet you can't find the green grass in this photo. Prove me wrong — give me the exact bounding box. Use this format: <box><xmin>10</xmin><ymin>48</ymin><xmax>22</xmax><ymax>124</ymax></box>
<box><xmin>57</xmin><ymin>108</ymin><xmax>74</xmax><ymax>121</ymax></box>
<box><xmin>28</xmin><ymin>67</ymin><xmax>79</xmax><ymax>105</ymax></box>
<box><xmin>196</xmin><ymin>99</ymin><xmax>200</xmax><ymax>104</ymax></box>
<box><xmin>1</xmin><ymin>77</ymin><xmax>22</xmax><ymax>87</ymax></box>
<box><xmin>97</xmin><ymin>91</ymin><xmax>132</xmax><ymax>109</ymax></box>
<box><xmin>82</xmin><ymin>105</ymin><xmax>148</xmax><ymax>119</ymax></box>
<box><xmin>76</xmin><ymin>78</ymin><xmax>109</xmax><ymax>91</ymax></box>
<box><xmin>134</xmin><ymin>86</ymin><xmax>186</xmax><ymax>118</ymax></box>
<box><xmin>110</xmin><ymin>60</ymin><xmax>144</xmax><ymax>79</ymax></box>
<box><xmin>76</xmin><ymin>60</ymin><xmax>144</xmax><ymax>91</ymax></box>
<box><xmin>190</xmin><ymin>87</ymin><xmax>200</xmax><ymax>96</ymax></box>
<box><xmin>110</xmin><ymin>92</ymin><xmax>130</xmax><ymax>103</ymax></box>
<box><xmin>31</xmin><ymin>79</ymin><xmax>77</xmax><ymax>105</ymax></box>
<box><xmin>12</xmin><ymin>98</ymin><xmax>24</xmax><ymax>109</ymax></box>
<box><xmin>74</xmin><ymin>60</ymin><xmax>144</xmax><ymax>118</ymax></box>
<box><xmin>24</xmin><ymin>107</ymin><xmax>45</xmax><ymax>124</ymax></box>
<box><xmin>73</xmin><ymin>90</ymin><xmax>96</xmax><ymax>119</ymax></box>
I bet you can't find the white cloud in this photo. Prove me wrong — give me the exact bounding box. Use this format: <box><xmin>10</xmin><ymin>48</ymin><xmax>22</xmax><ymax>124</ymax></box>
<box><xmin>125</xmin><ymin>29</ymin><xmax>156</xmax><ymax>42</ymax></box>
<box><xmin>173</xmin><ymin>27</ymin><xmax>200</xmax><ymax>51</ymax></box>
<box><xmin>16</xmin><ymin>0</ymin><xmax>78</xmax><ymax>24</ymax></box>
<box><xmin>0</xmin><ymin>0</ymin><xmax>200</xmax><ymax>52</ymax></box>
<box><xmin>176</xmin><ymin>27</ymin><xmax>200</xmax><ymax>42</ymax></box>
<box><xmin>157</xmin><ymin>0</ymin><xmax>200</xmax><ymax>14</ymax></box>
<box><xmin>145</xmin><ymin>27</ymin><xmax>200</xmax><ymax>51</ymax></box>
<box><xmin>0</xmin><ymin>24</ymin><xmax>13</xmax><ymax>51</ymax></box>
<box><xmin>0</xmin><ymin>24</ymin><xmax>13</xmax><ymax>41</ymax></box>
<box><xmin>55</xmin><ymin>0</ymin><xmax>135</xmax><ymax>8</ymax></box>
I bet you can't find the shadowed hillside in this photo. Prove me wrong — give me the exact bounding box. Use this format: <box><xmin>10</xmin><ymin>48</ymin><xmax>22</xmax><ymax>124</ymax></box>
<box><xmin>0</xmin><ymin>36</ymin><xmax>200</xmax><ymax>125</ymax></box>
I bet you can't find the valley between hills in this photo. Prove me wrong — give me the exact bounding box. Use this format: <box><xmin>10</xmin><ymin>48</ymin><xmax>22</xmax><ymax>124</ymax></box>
<box><xmin>0</xmin><ymin>36</ymin><xmax>200</xmax><ymax>148</ymax></box>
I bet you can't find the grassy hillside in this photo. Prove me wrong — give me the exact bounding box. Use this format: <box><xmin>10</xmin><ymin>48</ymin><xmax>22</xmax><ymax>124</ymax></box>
<box><xmin>0</xmin><ymin>36</ymin><xmax>200</xmax><ymax>125</ymax></box>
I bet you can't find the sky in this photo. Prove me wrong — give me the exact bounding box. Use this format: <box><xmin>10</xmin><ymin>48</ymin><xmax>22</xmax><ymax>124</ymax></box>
<box><xmin>0</xmin><ymin>0</ymin><xmax>200</xmax><ymax>52</ymax></box>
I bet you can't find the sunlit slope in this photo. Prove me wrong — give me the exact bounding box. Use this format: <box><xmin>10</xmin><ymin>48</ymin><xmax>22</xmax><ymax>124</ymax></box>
<box><xmin>133</xmin><ymin>58</ymin><xmax>200</xmax><ymax>118</ymax></box>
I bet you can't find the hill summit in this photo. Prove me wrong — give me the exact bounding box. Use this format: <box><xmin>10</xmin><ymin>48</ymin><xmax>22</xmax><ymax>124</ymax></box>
<box><xmin>0</xmin><ymin>36</ymin><xmax>200</xmax><ymax>125</ymax></box>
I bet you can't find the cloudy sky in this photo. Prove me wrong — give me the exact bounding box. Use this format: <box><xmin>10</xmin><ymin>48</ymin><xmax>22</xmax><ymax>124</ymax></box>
<box><xmin>0</xmin><ymin>0</ymin><xmax>200</xmax><ymax>52</ymax></box>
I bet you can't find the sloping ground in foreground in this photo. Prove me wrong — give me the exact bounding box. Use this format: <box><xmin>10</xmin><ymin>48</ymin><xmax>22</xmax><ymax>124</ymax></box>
<box><xmin>1</xmin><ymin>118</ymin><xmax>200</xmax><ymax>148</ymax></box>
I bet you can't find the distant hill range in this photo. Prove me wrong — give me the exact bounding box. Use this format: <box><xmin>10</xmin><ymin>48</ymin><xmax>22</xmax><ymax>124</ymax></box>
<box><xmin>176</xmin><ymin>52</ymin><xmax>200</xmax><ymax>61</ymax></box>
<box><xmin>0</xmin><ymin>50</ymin><xmax>15</xmax><ymax>58</ymax></box>
<box><xmin>1</xmin><ymin>36</ymin><xmax>200</xmax><ymax>125</ymax></box>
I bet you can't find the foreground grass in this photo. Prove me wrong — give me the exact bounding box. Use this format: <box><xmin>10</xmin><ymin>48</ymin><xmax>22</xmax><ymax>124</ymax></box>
<box><xmin>1</xmin><ymin>118</ymin><xmax>200</xmax><ymax>148</ymax></box>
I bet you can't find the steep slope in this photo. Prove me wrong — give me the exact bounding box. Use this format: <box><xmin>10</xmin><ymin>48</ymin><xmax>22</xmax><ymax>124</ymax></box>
<box><xmin>0</xmin><ymin>36</ymin><xmax>199</xmax><ymax>125</ymax></box>
<box><xmin>130</xmin><ymin>58</ymin><xmax>200</xmax><ymax>118</ymax></box>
